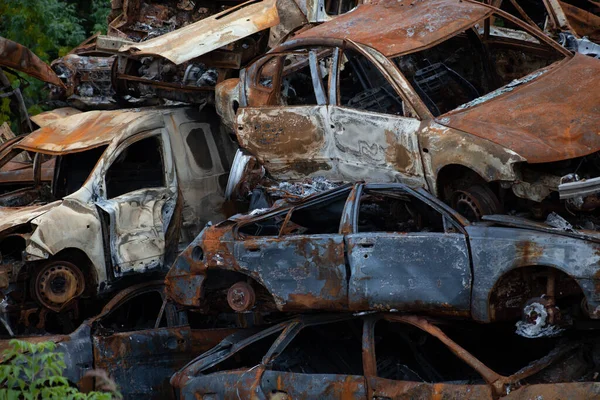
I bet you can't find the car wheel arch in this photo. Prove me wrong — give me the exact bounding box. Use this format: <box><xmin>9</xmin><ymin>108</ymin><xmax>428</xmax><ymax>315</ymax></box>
<box><xmin>485</xmin><ymin>264</ymin><xmax>586</xmax><ymax>322</ymax></box>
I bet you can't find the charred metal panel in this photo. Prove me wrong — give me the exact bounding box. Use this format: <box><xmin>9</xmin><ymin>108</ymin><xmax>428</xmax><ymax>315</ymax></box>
<box><xmin>439</xmin><ymin>55</ymin><xmax>600</xmax><ymax>164</ymax></box>
<box><xmin>96</xmin><ymin>189</ymin><xmax>174</xmax><ymax>275</ymax></box>
<box><xmin>179</xmin><ymin>371</ymin><xmax>258</xmax><ymax>399</ymax></box>
<box><xmin>418</xmin><ymin>122</ymin><xmax>524</xmax><ymax>194</ymax></box>
<box><xmin>367</xmin><ymin>377</ymin><xmax>493</xmax><ymax>399</ymax></box>
<box><xmin>260</xmin><ymin>370</ymin><xmax>366</xmax><ymax>398</ymax></box>
<box><xmin>328</xmin><ymin>106</ymin><xmax>425</xmax><ymax>187</ymax></box>
<box><xmin>467</xmin><ymin>224</ymin><xmax>600</xmax><ymax>322</ymax></box>
<box><xmin>0</xmin><ymin>37</ymin><xmax>64</xmax><ymax>87</ymax></box>
<box><xmin>292</xmin><ymin>0</ymin><xmax>492</xmax><ymax>57</ymax></box>
<box><xmin>346</xmin><ymin>232</ymin><xmax>471</xmax><ymax>312</ymax></box>
<box><xmin>237</xmin><ymin>106</ymin><xmax>331</xmax><ymax>178</ymax></box>
<box><xmin>233</xmin><ymin>234</ymin><xmax>348</xmax><ymax>310</ymax></box>
<box><xmin>119</xmin><ymin>0</ymin><xmax>280</xmax><ymax>65</ymax></box>
<box><xmin>26</xmin><ymin>199</ymin><xmax>106</xmax><ymax>283</ymax></box>
<box><xmin>56</xmin><ymin>324</ymin><xmax>94</xmax><ymax>385</ymax></box>
<box><xmin>165</xmin><ymin>230</ymin><xmax>207</xmax><ymax>307</ymax></box>
<box><xmin>93</xmin><ymin>327</ymin><xmax>193</xmax><ymax>399</ymax></box>
<box><xmin>16</xmin><ymin>110</ymin><xmax>164</xmax><ymax>155</ymax></box>
<box><xmin>504</xmin><ymin>382</ymin><xmax>600</xmax><ymax>398</ymax></box>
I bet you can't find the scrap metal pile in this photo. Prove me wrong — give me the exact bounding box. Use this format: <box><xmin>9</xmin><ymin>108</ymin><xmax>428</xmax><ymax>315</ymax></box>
<box><xmin>1</xmin><ymin>0</ymin><xmax>600</xmax><ymax>397</ymax></box>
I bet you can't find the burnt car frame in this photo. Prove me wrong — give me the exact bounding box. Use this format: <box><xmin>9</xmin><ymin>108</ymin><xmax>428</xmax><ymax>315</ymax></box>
<box><xmin>217</xmin><ymin>0</ymin><xmax>600</xmax><ymax>224</ymax></box>
<box><xmin>171</xmin><ymin>313</ymin><xmax>600</xmax><ymax>399</ymax></box>
<box><xmin>0</xmin><ymin>281</ymin><xmax>239</xmax><ymax>399</ymax></box>
<box><xmin>167</xmin><ymin>182</ymin><xmax>600</xmax><ymax>327</ymax></box>
<box><xmin>0</xmin><ymin>105</ymin><xmax>236</xmax><ymax>329</ymax></box>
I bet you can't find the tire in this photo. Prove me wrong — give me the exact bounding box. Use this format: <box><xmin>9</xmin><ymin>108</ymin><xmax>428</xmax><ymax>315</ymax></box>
<box><xmin>451</xmin><ymin>185</ymin><xmax>501</xmax><ymax>221</ymax></box>
<box><xmin>31</xmin><ymin>260</ymin><xmax>85</xmax><ymax>312</ymax></box>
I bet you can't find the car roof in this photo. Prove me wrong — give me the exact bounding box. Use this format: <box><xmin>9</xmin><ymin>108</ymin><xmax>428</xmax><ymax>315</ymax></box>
<box><xmin>293</xmin><ymin>0</ymin><xmax>492</xmax><ymax>57</ymax></box>
<box><xmin>15</xmin><ymin>108</ymin><xmax>166</xmax><ymax>155</ymax></box>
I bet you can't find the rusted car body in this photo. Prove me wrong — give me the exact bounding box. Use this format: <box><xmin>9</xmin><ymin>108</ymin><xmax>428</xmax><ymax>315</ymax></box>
<box><xmin>217</xmin><ymin>0</ymin><xmax>600</xmax><ymax>225</ymax></box>
<box><xmin>171</xmin><ymin>313</ymin><xmax>600</xmax><ymax>399</ymax></box>
<box><xmin>167</xmin><ymin>183</ymin><xmax>600</xmax><ymax>330</ymax></box>
<box><xmin>0</xmin><ymin>105</ymin><xmax>236</xmax><ymax>329</ymax></box>
<box><xmin>50</xmin><ymin>0</ymin><xmax>311</xmax><ymax>107</ymax></box>
<box><xmin>493</xmin><ymin>0</ymin><xmax>600</xmax><ymax>53</ymax></box>
<box><xmin>0</xmin><ymin>281</ymin><xmax>239</xmax><ymax>399</ymax></box>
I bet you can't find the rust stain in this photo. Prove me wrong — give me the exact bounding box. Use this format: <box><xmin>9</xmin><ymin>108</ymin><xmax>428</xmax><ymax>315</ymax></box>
<box><xmin>515</xmin><ymin>240</ymin><xmax>544</xmax><ymax>265</ymax></box>
<box><xmin>385</xmin><ymin>129</ymin><xmax>412</xmax><ymax>172</ymax></box>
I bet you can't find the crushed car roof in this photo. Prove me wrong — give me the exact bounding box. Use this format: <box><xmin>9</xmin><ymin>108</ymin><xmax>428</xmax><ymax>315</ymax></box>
<box><xmin>15</xmin><ymin>109</ymin><xmax>164</xmax><ymax>155</ymax></box>
<box><xmin>293</xmin><ymin>0</ymin><xmax>492</xmax><ymax>57</ymax></box>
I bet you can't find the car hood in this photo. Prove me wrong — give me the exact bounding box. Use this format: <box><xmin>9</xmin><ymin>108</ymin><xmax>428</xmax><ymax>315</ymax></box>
<box><xmin>481</xmin><ymin>214</ymin><xmax>600</xmax><ymax>243</ymax></box>
<box><xmin>0</xmin><ymin>201</ymin><xmax>61</xmax><ymax>233</ymax></box>
<box><xmin>437</xmin><ymin>54</ymin><xmax>600</xmax><ymax>164</ymax></box>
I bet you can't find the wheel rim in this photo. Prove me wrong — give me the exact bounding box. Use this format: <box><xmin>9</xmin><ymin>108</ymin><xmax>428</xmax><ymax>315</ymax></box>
<box><xmin>227</xmin><ymin>282</ymin><xmax>256</xmax><ymax>312</ymax></box>
<box><xmin>34</xmin><ymin>261</ymin><xmax>85</xmax><ymax>311</ymax></box>
<box><xmin>453</xmin><ymin>191</ymin><xmax>484</xmax><ymax>221</ymax></box>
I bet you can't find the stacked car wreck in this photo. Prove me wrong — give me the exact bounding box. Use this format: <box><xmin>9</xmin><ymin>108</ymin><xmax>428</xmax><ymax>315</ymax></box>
<box><xmin>1</xmin><ymin>0</ymin><xmax>600</xmax><ymax>398</ymax></box>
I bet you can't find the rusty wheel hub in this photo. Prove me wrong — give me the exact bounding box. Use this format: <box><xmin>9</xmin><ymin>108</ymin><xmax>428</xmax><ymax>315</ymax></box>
<box><xmin>34</xmin><ymin>261</ymin><xmax>85</xmax><ymax>311</ymax></box>
<box><xmin>227</xmin><ymin>282</ymin><xmax>256</xmax><ymax>312</ymax></box>
<box><xmin>452</xmin><ymin>186</ymin><xmax>500</xmax><ymax>221</ymax></box>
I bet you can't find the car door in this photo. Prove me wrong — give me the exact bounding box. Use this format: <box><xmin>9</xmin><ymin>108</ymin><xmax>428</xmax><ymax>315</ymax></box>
<box><xmin>327</xmin><ymin>46</ymin><xmax>426</xmax><ymax>187</ymax></box>
<box><xmin>362</xmin><ymin>317</ymin><xmax>494</xmax><ymax>399</ymax></box>
<box><xmin>92</xmin><ymin>286</ymin><xmax>191</xmax><ymax>400</ymax></box>
<box><xmin>236</xmin><ymin>46</ymin><xmax>336</xmax><ymax>180</ymax></box>
<box><xmin>95</xmin><ymin>129</ymin><xmax>178</xmax><ymax>276</ymax></box>
<box><xmin>234</xmin><ymin>188</ymin><xmax>351</xmax><ymax>311</ymax></box>
<box><xmin>259</xmin><ymin>319</ymin><xmax>367</xmax><ymax>399</ymax></box>
<box><xmin>347</xmin><ymin>184</ymin><xmax>471</xmax><ymax>313</ymax></box>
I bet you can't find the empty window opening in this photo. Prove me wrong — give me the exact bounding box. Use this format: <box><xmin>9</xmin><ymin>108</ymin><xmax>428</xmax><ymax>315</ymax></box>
<box><xmin>185</xmin><ymin>126</ymin><xmax>213</xmax><ymax>171</ymax></box>
<box><xmin>280</xmin><ymin>49</ymin><xmax>334</xmax><ymax>106</ymax></box>
<box><xmin>393</xmin><ymin>28</ymin><xmax>563</xmax><ymax>116</ymax></box>
<box><xmin>239</xmin><ymin>191</ymin><xmax>349</xmax><ymax>237</ymax></box>
<box><xmin>375</xmin><ymin>320</ymin><xmax>481</xmax><ymax>383</ymax></box>
<box><xmin>358</xmin><ymin>189</ymin><xmax>444</xmax><ymax>233</ymax></box>
<box><xmin>325</xmin><ymin>0</ymin><xmax>358</xmax><ymax>15</ymax></box>
<box><xmin>283</xmin><ymin>193</ymin><xmax>347</xmax><ymax>235</ymax></box>
<box><xmin>270</xmin><ymin>320</ymin><xmax>363</xmax><ymax>375</ymax></box>
<box><xmin>106</xmin><ymin>136</ymin><xmax>165</xmax><ymax>199</ymax></box>
<box><xmin>339</xmin><ymin>50</ymin><xmax>405</xmax><ymax>115</ymax></box>
<box><xmin>55</xmin><ymin>145</ymin><xmax>107</xmax><ymax>198</ymax></box>
<box><xmin>96</xmin><ymin>290</ymin><xmax>166</xmax><ymax>334</ymax></box>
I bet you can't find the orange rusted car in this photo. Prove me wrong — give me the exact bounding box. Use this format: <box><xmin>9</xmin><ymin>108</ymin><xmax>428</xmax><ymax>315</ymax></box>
<box><xmin>217</xmin><ymin>0</ymin><xmax>600</xmax><ymax>227</ymax></box>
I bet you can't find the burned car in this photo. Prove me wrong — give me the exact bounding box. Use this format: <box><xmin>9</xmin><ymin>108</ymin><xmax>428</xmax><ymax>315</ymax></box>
<box><xmin>167</xmin><ymin>183</ymin><xmax>600</xmax><ymax>333</ymax></box>
<box><xmin>0</xmin><ymin>281</ymin><xmax>239</xmax><ymax>399</ymax></box>
<box><xmin>0</xmin><ymin>105</ymin><xmax>236</xmax><ymax>329</ymax></box>
<box><xmin>171</xmin><ymin>313</ymin><xmax>600</xmax><ymax>399</ymax></box>
<box><xmin>218</xmin><ymin>0</ymin><xmax>600</xmax><ymax>225</ymax></box>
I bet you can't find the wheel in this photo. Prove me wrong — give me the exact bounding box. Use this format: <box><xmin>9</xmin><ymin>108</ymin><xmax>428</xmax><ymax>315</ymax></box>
<box><xmin>227</xmin><ymin>281</ymin><xmax>256</xmax><ymax>312</ymax></box>
<box><xmin>32</xmin><ymin>261</ymin><xmax>85</xmax><ymax>312</ymax></box>
<box><xmin>451</xmin><ymin>185</ymin><xmax>501</xmax><ymax>221</ymax></box>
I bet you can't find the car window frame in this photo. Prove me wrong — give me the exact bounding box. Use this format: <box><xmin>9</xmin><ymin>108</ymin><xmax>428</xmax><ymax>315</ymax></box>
<box><xmin>94</xmin><ymin>286</ymin><xmax>170</xmax><ymax>333</ymax></box>
<box><xmin>234</xmin><ymin>185</ymin><xmax>354</xmax><ymax>239</ymax></box>
<box><xmin>98</xmin><ymin>129</ymin><xmax>167</xmax><ymax>200</ymax></box>
<box><xmin>247</xmin><ymin>46</ymin><xmax>340</xmax><ymax>107</ymax></box>
<box><xmin>349</xmin><ymin>183</ymin><xmax>468</xmax><ymax>234</ymax></box>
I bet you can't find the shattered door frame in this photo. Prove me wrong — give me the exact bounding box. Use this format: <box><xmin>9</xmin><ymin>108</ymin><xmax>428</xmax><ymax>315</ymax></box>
<box><xmin>94</xmin><ymin>128</ymin><xmax>178</xmax><ymax>277</ymax></box>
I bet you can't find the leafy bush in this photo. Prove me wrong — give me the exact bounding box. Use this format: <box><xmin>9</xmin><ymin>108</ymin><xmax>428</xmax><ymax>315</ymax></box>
<box><xmin>0</xmin><ymin>339</ymin><xmax>113</xmax><ymax>400</ymax></box>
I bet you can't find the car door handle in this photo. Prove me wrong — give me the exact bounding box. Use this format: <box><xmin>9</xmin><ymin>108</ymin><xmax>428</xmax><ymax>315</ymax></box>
<box><xmin>358</xmin><ymin>242</ymin><xmax>374</xmax><ymax>248</ymax></box>
<box><xmin>246</xmin><ymin>246</ymin><xmax>261</xmax><ymax>252</ymax></box>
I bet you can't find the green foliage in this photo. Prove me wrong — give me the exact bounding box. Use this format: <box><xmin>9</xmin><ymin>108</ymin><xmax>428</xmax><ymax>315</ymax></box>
<box><xmin>0</xmin><ymin>339</ymin><xmax>113</xmax><ymax>400</ymax></box>
<box><xmin>0</xmin><ymin>0</ymin><xmax>111</xmax><ymax>128</ymax></box>
<box><xmin>91</xmin><ymin>0</ymin><xmax>112</xmax><ymax>35</ymax></box>
<box><xmin>0</xmin><ymin>0</ymin><xmax>86</xmax><ymax>61</ymax></box>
